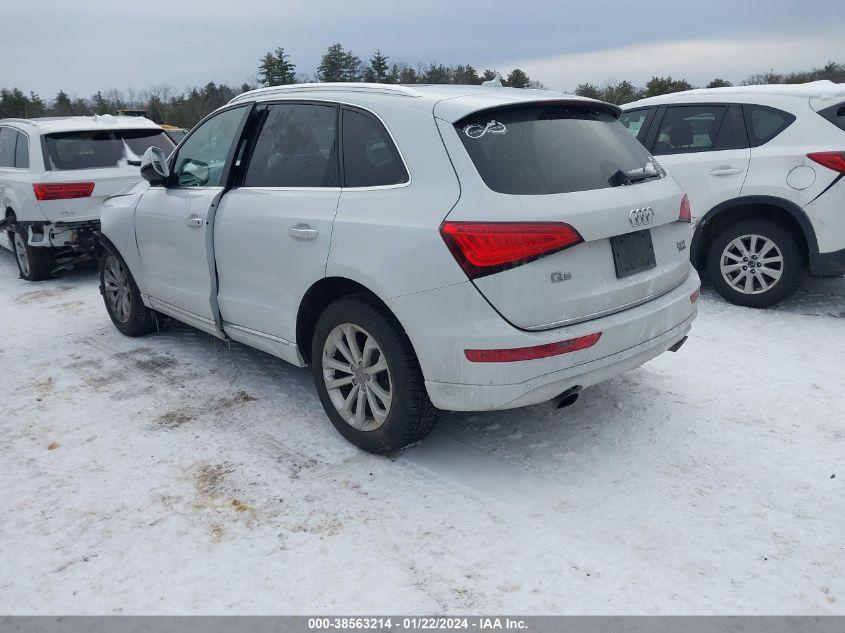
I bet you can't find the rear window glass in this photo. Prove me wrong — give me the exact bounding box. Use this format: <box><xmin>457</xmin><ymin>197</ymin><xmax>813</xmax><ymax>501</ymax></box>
<box><xmin>455</xmin><ymin>104</ymin><xmax>656</xmax><ymax>195</ymax></box>
<box><xmin>742</xmin><ymin>105</ymin><xmax>796</xmax><ymax>147</ymax></box>
<box><xmin>44</xmin><ymin>129</ymin><xmax>175</xmax><ymax>170</ymax></box>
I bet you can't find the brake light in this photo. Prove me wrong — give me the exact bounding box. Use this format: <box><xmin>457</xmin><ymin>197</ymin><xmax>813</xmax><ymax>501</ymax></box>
<box><xmin>690</xmin><ymin>288</ymin><xmax>701</xmax><ymax>304</ymax></box>
<box><xmin>33</xmin><ymin>182</ymin><xmax>95</xmax><ymax>201</ymax></box>
<box><xmin>679</xmin><ymin>194</ymin><xmax>691</xmax><ymax>223</ymax></box>
<box><xmin>807</xmin><ymin>152</ymin><xmax>845</xmax><ymax>173</ymax></box>
<box><xmin>465</xmin><ymin>332</ymin><xmax>601</xmax><ymax>363</ymax></box>
<box><xmin>440</xmin><ymin>221</ymin><xmax>583</xmax><ymax>279</ymax></box>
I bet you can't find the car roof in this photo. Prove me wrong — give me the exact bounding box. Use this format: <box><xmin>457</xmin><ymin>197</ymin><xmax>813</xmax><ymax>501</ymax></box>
<box><xmin>0</xmin><ymin>114</ymin><xmax>164</xmax><ymax>134</ymax></box>
<box><xmin>623</xmin><ymin>80</ymin><xmax>845</xmax><ymax>110</ymax></box>
<box><xmin>228</xmin><ymin>82</ymin><xmax>620</xmax><ymax>122</ymax></box>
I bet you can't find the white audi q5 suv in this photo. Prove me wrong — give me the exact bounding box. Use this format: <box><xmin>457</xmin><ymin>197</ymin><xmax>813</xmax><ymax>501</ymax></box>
<box><xmin>98</xmin><ymin>83</ymin><xmax>700</xmax><ymax>453</ymax></box>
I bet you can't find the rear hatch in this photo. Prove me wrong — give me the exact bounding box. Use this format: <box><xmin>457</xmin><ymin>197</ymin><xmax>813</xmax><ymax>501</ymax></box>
<box><xmin>437</xmin><ymin>98</ymin><xmax>692</xmax><ymax>330</ymax></box>
<box><xmin>37</xmin><ymin>128</ymin><xmax>174</xmax><ymax>223</ymax></box>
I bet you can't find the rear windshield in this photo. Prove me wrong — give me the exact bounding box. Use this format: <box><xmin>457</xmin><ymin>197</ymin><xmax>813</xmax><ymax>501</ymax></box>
<box><xmin>44</xmin><ymin>129</ymin><xmax>175</xmax><ymax>170</ymax></box>
<box><xmin>819</xmin><ymin>101</ymin><xmax>845</xmax><ymax>133</ymax></box>
<box><xmin>455</xmin><ymin>104</ymin><xmax>657</xmax><ymax>195</ymax></box>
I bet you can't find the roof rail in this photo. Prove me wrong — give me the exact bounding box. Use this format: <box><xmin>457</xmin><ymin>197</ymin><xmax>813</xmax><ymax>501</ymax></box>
<box><xmin>229</xmin><ymin>82</ymin><xmax>423</xmax><ymax>104</ymax></box>
<box><xmin>0</xmin><ymin>118</ymin><xmax>38</xmax><ymax>126</ymax></box>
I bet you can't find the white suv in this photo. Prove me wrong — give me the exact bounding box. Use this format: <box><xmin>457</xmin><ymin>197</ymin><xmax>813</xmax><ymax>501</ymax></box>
<box><xmin>621</xmin><ymin>81</ymin><xmax>845</xmax><ymax>307</ymax></box>
<box><xmin>0</xmin><ymin>115</ymin><xmax>174</xmax><ymax>280</ymax></box>
<box><xmin>98</xmin><ymin>83</ymin><xmax>699</xmax><ymax>453</ymax></box>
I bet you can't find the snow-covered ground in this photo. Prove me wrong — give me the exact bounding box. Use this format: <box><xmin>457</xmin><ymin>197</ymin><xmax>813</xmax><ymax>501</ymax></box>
<box><xmin>0</xmin><ymin>247</ymin><xmax>842</xmax><ymax>615</ymax></box>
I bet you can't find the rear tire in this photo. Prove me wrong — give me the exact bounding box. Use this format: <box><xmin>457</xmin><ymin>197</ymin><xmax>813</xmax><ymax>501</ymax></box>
<box><xmin>12</xmin><ymin>225</ymin><xmax>53</xmax><ymax>281</ymax></box>
<box><xmin>311</xmin><ymin>296</ymin><xmax>436</xmax><ymax>454</ymax></box>
<box><xmin>99</xmin><ymin>244</ymin><xmax>157</xmax><ymax>337</ymax></box>
<box><xmin>707</xmin><ymin>219</ymin><xmax>803</xmax><ymax>308</ymax></box>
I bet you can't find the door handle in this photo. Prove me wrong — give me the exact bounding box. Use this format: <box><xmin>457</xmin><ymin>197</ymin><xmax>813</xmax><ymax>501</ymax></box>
<box><xmin>288</xmin><ymin>224</ymin><xmax>318</xmax><ymax>240</ymax></box>
<box><xmin>185</xmin><ymin>214</ymin><xmax>204</xmax><ymax>228</ymax></box>
<box><xmin>710</xmin><ymin>167</ymin><xmax>743</xmax><ymax>176</ymax></box>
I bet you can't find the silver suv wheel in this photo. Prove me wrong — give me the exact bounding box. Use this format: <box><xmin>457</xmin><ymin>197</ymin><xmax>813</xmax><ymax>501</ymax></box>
<box><xmin>13</xmin><ymin>231</ymin><xmax>30</xmax><ymax>277</ymax></box>
<box><xmin>322</xmin><ymin>323</ymin><xmax>392</xmax><ymax>431</ymax></box>
<box><xmin>103</xmin><ymin>255</ymin><xmax>132</xmax><ymax>323</ymax></box>
<box><xmin>719</xmin><ymin>234</ymin><xmax>784</xmax><ymax>295</ymax></box>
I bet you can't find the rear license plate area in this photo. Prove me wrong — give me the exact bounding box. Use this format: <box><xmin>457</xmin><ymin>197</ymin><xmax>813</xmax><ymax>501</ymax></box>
<box><xmin>611</xmin><ymin>230</ymin><xmax>657</xmax><ymax>278</ymax></box>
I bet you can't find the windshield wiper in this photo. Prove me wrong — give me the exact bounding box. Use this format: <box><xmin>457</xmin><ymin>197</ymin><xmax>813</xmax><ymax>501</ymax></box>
<box><xmin>609</xmin><ymin>167</ymin><xmax>662</xmax><ymax>187</ymax></box>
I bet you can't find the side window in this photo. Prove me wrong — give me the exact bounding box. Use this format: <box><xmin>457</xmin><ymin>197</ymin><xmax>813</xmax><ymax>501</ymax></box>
<box><xmin>0</xmin><ymin>127</ymin><xmax>15</xmax><ymax>168</ymax></box>
<box><xmin>243</xmin><ymin>103</ymin><xmax>339</xmax><ymax>187</ymax></box>
<box><xmin>341</xmin><ymin>109</ymin><xmax>408</xmax><ymax>187</ymax></box>
<box><xmin>713</xmin><ymin>105</ymin><xmax>748</xmax><ymax>150</ymax></box>
<box><xmin>653</xmin><ymin>105</ymin><xmax>727</xmax><ymax>155</ymax></box>
<box><xmin>172</xmin><ymin>106</ymin><xmax>248</xmax><ymax>187</ymax></box>
<box><xmin>619</xmin><ymin>108</ymin><xmax>653</xmax><ymax>143</ymax></box>
<box><xmin>742</xmin><ymin>104</ymin><xmax>796</xmax><ymax>147</ymax></box>
<box><xmin>15</xmin><ymin>132</ymin><xmax>29</xmax><ymax>168</ymax></box>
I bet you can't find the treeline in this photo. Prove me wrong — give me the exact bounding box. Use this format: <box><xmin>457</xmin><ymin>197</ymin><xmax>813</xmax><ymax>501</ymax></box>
<box><xmin>1</xmin><ymin>41</ymin><xmax>843</xmax><ymax>129</ymax></box>
<box><xmin>574</xmin><ymin>61</ymin><xmax>845</xmax><ymax>104</ymax></box>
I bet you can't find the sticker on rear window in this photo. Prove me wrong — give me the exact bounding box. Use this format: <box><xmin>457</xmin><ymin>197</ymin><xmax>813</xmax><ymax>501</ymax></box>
<box><xmin>463</xmin><ymin>120</ymin><xmax>507</xmax><ymax>139</ymax></box>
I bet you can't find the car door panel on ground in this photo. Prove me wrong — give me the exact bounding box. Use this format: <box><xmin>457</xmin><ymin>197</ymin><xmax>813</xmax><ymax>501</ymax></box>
<box><xmin>646</xmin><ymin>104</ymin><xmax>750</xmax><ymax>223</ymax></box>
<box><xmin>134</xmin><ymin>105</ymin><xmax>250</xmax><ymax>324</ymax></box>
<box><xmin>214</xmin><ymin>102</ymin><xmax>341</xmax><ymax>344</ymax></box>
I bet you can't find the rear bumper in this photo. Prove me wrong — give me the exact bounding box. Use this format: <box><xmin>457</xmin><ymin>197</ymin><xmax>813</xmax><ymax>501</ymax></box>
<box><xmin>809</xmin><ymin>248</ymin><xmax>845</xmax><ymax>277</ymax></box>
<box><xmin>388</xmin><ymin>271</ymin><xmax>700</xmax><ymax>412</ymax></box>
<box><xmin>23</xmin><ymin>219</ymin><xmax>101</xmax><ymax>250</ymax></box>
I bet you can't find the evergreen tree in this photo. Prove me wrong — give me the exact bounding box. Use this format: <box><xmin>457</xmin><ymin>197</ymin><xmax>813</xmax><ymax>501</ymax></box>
<box><xmin>52</xmin><ymin>90</ymin><xmax>73</xmax><ymax>116</ymax></box>
<box><xmin>317</xmin><ymin>43</ymin><xmax>361</xmax><ymax>82</ymax></box>
<box><xmin>505</xmin><ymin>68</ymin><xmax>530</xmax><ymax>88</ymax></box>
<box><xmin>258</xmin><ymin>47</ymin><xmax>296</xmax><ymax>86</ymax></box>
<box><xmin>421</xmin><ymin>63</ymin><xmax>450</xmax><ymax>84</ymax></box>
<box><xmin>706</xmin><ymin>78</ymin><xmax>733</xmax><ymax>88</ymax></box>
<box><xmin>398</xmin><ymin>66</ymin><xmax>418</xmax><ymax>84</ymax></box>
<box><xmin>364</xmin><ymin>50</ymin><xmax>390</xmax><ymax>83</ymax></box>
<box><xmin>602</xmin><ymin>80</ymin><xmax>641</xmax><ymax>104</ymax></box>
<box><xmin>452</xmin><ymin>65</ymin><xmax>481</xmax><ymax>85</ymax></box>
<box><xmin>644</xmin><ymin>76</ymin><xmax>693</xmax><ymax>97</ymax></box>
<box><xmin>575</xmin><ymin>82</ymin><xmax>602</xmax><ymax>99</ymax></box>
<box><xmin>92</xmin><ymin>91</ymin><xmax>109</xmax><ymax>115</ymax></box>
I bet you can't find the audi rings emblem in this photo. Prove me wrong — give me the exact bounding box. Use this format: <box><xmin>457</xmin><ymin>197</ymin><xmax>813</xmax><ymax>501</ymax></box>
<box><xmin>628</xmin><ymin>207</ymin><xmax>655</xmax><ymax>227</ymax></box>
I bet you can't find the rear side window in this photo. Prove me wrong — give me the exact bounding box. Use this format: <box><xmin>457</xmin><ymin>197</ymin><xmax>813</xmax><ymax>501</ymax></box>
<box><xmin>653</xmin><ymin>105</ymin><xmax>727</xmax><ymax>154</ymax></box>
<box><xmin>44</xmin><ymin>129</ymin><xmax>175</xmax><ymax>170</ymax></box>
<box><xmin>742</xmin><ymin>104</ymin><xmax>795</xmax><ymax>147</ymax></box>
<box><xmin>819</xmin><ymin>101</ymin><xmax>845</xmax><ymax>132</ymax></box>
<box><xmin>342</xmin><ymin>109</ymin><xmax>408</xmax><ymax>187</ymax></box>
<box><xmin>15</xmin><ymin>132</ymin><xmax>29</xmax><ymax>168</ymax></box>
<box><xmin>244</xmin><ymin>103</ymin><xmax>339</xmax><ymax>188</ymax></box>
<box><xmin>455</xmin><ymin>104</ymin><xmax>655</xmax><ymax>195</ymax></box>
<box><xmin>619</xmin><ymin>108</ymin><xmax>654</xmax><ymax>143</ymax></box>
<box><xmin>0</xmin><ymin>127</ymin><xmax>15</xmax><ymax>168</ymax></box>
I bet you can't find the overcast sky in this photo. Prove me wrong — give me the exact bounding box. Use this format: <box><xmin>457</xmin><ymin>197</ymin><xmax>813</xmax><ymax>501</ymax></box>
<box><xmin>2</xmin><ymin>0</ymin><xmax>843</xmax><ymax>99</ymax></box>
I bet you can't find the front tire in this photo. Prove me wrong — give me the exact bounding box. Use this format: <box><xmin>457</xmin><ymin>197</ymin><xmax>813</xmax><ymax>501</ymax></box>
<box><xmin>707</xmin><ymin>219</ymin><xmax>803</xmax><ymax>308</ymax></box>
<box><xmin>12</xmin><ymin>226</ymin><xmax>53</xmax><ymax>281</ymax></box>
<box><xmin>311</xmin><ymin>297</ymin><xmax>436</xmax><ymax>454</ymax></box>
<box><xmin>100</xmin><ymin>245</ymin><xmax>157</xmax><ymax>336</ymax></box>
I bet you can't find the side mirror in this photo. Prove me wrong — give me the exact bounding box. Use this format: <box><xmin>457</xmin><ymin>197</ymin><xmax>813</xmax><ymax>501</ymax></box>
<box><xmin>140</xmin><ymin>146</ymin><xmax>170</xmax><ymax>185</ymax></box>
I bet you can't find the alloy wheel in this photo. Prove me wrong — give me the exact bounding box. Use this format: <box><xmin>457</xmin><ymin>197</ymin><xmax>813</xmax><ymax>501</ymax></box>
<box><xmin>322</xmin><ymin>323</ymin><xmax>392</xmax><ymax>432</ymax></box>
<box><xmin>13</xmin><ymin>232</ymin><xmax>29</xmax><ymax>277</ymax></box>
<box><xmin>103</xmin><ymin>255</ymin><xmax>132</xmax><ymax>323</ymax></box>
<box><xmin>719</xmin><ymin>234</ymin><xmax>784</xmax><ymax>295</ymax></box>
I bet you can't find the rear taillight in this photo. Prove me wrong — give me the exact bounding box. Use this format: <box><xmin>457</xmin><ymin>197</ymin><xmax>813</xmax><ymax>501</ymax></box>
<box><xmin>679</xmin><ymin>194</ymin><xmax>691</xmax><ymax>223</ymax></box>
<box><xmin>32</xmin><ymin>182</ymin><xmax>95</xmax><ymax>201</ymax></box>
<box><xmin>465</xmin><ymin>332</ymin><xmax>602</xmax><ymax>363</ymax></box>
<box><xmin>440</xmin><ymin>221</ymin><xmax>583</xmax><ymax>279</ymax></box>
<box><xmin>690</xmin><ymin>288</ymin><xmax>701</xmax><ymax>304</ymax></box>
<box><xmin>807</xmin><ymin>152</ymin><xmax>845</xmax><ymax>173</ymax></box>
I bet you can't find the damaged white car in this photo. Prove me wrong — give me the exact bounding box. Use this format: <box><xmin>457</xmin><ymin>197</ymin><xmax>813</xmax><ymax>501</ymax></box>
<box><xmin>98</xmin><ymin>83</ymin><xmax>699</xmax><ymax>453</ymax></box>
<box><xmin>0</xmin><ymin>115</ymin><xmax>174</xmax><ymax>280</ymax></box>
